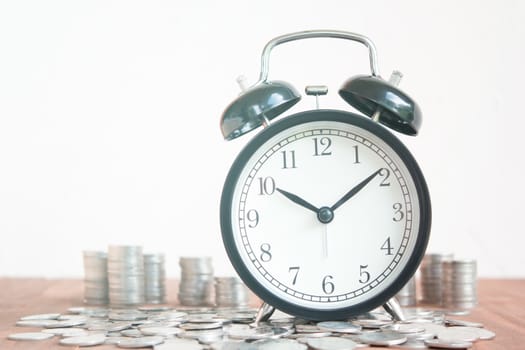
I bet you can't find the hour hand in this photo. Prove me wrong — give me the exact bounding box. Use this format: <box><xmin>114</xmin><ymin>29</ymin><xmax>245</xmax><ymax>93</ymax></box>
<box><xmin>276</xmin><ymin>188</ymin><xmax>319</xmax><ymax>213</ymax></box>
<box><xmin>330</xmin><ymin>168</ymin><xmax>383</xmax><ymax>211</ymax></box>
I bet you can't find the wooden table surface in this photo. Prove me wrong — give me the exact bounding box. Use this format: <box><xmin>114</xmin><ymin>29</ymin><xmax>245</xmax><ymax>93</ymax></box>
<box><xmin>0</xmin><ymin>278</ymin><xmax>523</xmax><ymax>349</ymax></box>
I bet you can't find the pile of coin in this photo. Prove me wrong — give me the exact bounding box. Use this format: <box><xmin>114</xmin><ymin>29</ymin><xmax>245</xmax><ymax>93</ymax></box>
<box><xmin>419</xmin><ymin>253</ymin><xmax>454</xmax><ymax>306</ymax></box>
<box><xmin>215</xmin><ymin>276</ymin><xmax>250</xmax><ymax>308</ymax></box>
<box><xmin>178</xmin><ymin>257</ymin><xmax>214</xmax><ymax>306</ymax></box>
<box><xmin>7</xmin><ymin>306</ymin><xmax>496</xmax><ymax>349</ymax></box>
<box><xmin>443</xmin><ymin>259</ymin><xmax>478</xmax><ymax>313</ymax></box>
<box><xmin>82</xmin><ymin>251</ymin><xmax>109</xmax><ymax>305</ymax></box>
<box><xmin>108</xmin><ymin>245</ymin><xmax>145</xmax><ymax>307</ymax></box>
<box><xmin>144</xmin><ymin>253</ymin><xmax>166</xmax><ymax>304</ymax></box>
<box><xmin>395</xmin><ymin>276</ymin><xmax>416</xmax><ymax>307</ymax></box>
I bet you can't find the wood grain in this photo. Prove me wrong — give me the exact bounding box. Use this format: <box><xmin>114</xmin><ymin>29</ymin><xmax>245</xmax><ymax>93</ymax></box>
<box><xmin>0</xmin><ymin>278</ymin><xmax>523</xmax><ymax>349</ymax></box>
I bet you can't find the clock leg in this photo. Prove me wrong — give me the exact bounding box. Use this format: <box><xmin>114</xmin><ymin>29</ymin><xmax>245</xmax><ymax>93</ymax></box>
<box><xmin>251</xmin><ymin>302</ymin><xmax>275</xmax><ymax>327</ymax></box>
<box><xmin>383</xmin><ymin>297</ymin><xmax>405</xmax><ymax>321</ymax></box>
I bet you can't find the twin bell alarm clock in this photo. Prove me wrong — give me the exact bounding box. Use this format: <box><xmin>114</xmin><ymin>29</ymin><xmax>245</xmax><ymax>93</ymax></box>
<box><xmin>219</xmin><ymin>30</ymin><xmax>431</xmax><ymax>321</ymax></box>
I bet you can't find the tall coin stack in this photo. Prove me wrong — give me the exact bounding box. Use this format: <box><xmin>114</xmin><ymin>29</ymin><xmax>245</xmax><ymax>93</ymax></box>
<box><xmin>178</xmin><ymin>257</ymin><xmax>214</xmax><ymax>306</ymax></box>
<box><xmin>395</xmin><ymin>275</ymin><xmax>416</xmax><ymax>306</ymax></box>
<box><xmin>443</xmin><ymin>259</ymin><xmax>477</xmax><ymax>313</ymax></box>
<box><xmin>143</xmin><ymin>253</ymin><xmax>166</xmax><ymax>304</ymax></box>
<box><xmin>215</xmin><ymin>276</ymin><xmax>250</xmax><ymax>308</ymax></box>
<box><xmin>419</xmin><ymin>253</ymin><xmax>453</xmax><ymax>306</ymax></box>
<box><xmin>108</xmin><ymin>245</ymin><xmax>145</xmax><ymax>307</ymax></box>
<box><xmin>82</xmin><ymin>251</ymin><xmax>109</xmax><ymax>305</ymax></box>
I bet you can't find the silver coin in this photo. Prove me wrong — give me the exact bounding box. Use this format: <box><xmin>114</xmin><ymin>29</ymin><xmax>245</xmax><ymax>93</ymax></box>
<box><xmin>117</xmin><ymin>336</ymin><xmax>165</xmax><ymax>348</ymax></box>
<box><xmin>105</xmin><ymin>337</ymin><xmax>131</xmax><ymax>345</ymax></box>
<box><xmin>16</xmin><ymin>319</ymin><xmax>60</xmax><ymax>327</ymax></box>
<box><xmin>121</xmin><ymin>329</ymin><xmax>144</xmax><ymax>337</ymax></box>
<box><xmin>7</xmin><ymin>332</ymin><xmax>55</xmax><ymax>341</ymax></box>
<box><xmin>306</xmin><ymin>336</ymin><xmax>358</xmax><ymax>350</ymax></box>
<box><xmin>44</xmin><ymin>319</ymin><xmax>86</xmax><ymax>328</ymax></box>
<box><xmin>180</xmin><ymin>321</ymin><xmax>223</xmax><ymax>330</ymax></box>
<box><xmin>59</xmin><ymin>334</ymin><xmax>107</xmax><ymax>346</ymax></box>
<box><xmin>57</xmin><ymin>314</ymin><xmax>88</xmax><ymax>322</ymax></box>
<box><xmin>424</xmin><ymin>338</ymin><xmax>473</xmax><ymax>349</ymax></box>
<box><xmin>255</xmin><ymin>338</ymin><xmax>308</xmax><ymax>350</ymax></box>
<box><xmin>395</xmin><ymin>339</ymin><xmax>428</xmax><ymax>349</ymax></box>
<box><xmin>444</xmin><ymin>319</ymin><xmax>483</xmax><ymax>328</ymax></box>
<box><xmin>383</xmin><ymin>322</ymin><xmax>425</xmax><ymax>334</ymax></box>
<box><xmin>288</xmin><ymin>332</ymin><xmax>332</xmax><ymax>339</ymax></box>
<box><xmin>20</xmin><ymin>313</ymin><xmax>61</xmax><ymax>321</ymax></box>
<box><xmin>357</xmin><ymin>330</ymin><xmax>407</xmax><ymax>346</ymax></box>
<box><xmin>317</xmin><ymin>321</ymin><xmax>361</xmax><ymax>334</ymax></box>
<box><xmin>295</xmin><ymin>324</ymin><xmax>324</xmax><ymax>333</ymax></box>
<box><xmin>400</xmin><ymin>322</ymin><xmax>446</xmax><ymax>337</ymax></box>
<box><xmin>41</xmin><ymin>327</ymin><xmax>87</xmax><ymax>336</ymax></box>
<box><xmin>154</xmin><ymin>338</ymin><xmax>203</xmax><ymax>350</ymax></box>
<box><xmin>227</xmin><ymin>325</ymin><xmax>274</xmax><ymax>340</ymax></box>
<box><xmin>352</xmin><ymin>318</ymin><xmax>392</xmax><ymax>329</ymax></box>
<box><xmin>446</xmin><ymin>326</ymin><xmax>495</xmax><ymax>340</ymax></box>
<box><xmin>140</xmin><ymin>326</ymin><xmax>183</xmax><ymax>336</ymax></box>
<box><xmin>436</xmin><ymin>328</ymin><xmax>479</xmax><ymax>342</ymax></box>
<box><xmin>138</xmin><ymin>305</ymin><xmax>172</xmax><ymax>312</ymax></box>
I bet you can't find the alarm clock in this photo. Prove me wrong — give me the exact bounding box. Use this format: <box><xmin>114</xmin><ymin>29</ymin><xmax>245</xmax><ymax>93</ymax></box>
<box><xmin>219</xmin><ymin>30</ymin><xmax>431</xmax><ymax>321</ymax></box>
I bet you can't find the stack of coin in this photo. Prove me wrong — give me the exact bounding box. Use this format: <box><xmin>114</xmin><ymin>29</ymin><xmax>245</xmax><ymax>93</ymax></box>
<box><xmin>395</xmin><ymin>275</ymin><xmax>416</xmax><ymax>306</ymax></box>
<box><xmin>107</xmin><ymin>245</ymin><xmax>145</xmax><ymax>307</ymax></box>
<box><xmin>82</xmin><ymin>251</ymin><xmax>109</xmax><ymax>305</ymax></box>
<box><xmin>442</xmin><ymin>259</ymin><xmax>477</xmax><ymax>313</ymax></box>
<box><xmin>143</xmin><ymin>253</ymin><xmax>166</xmax><ymax>304</ymax></box>
<box><xmin>178</xmin><ymin>257</ymin><xmax>214</xmax><ymax>306</ymax></box>
<box><xmin>419</xmin><ymin>253</ymin><xmax>453</xmax><ymax>306</ymax></box>
<box><xmin>215</xmin><ymin>276</ymin><xmax>250</xmax><ymax>308</ymax></box>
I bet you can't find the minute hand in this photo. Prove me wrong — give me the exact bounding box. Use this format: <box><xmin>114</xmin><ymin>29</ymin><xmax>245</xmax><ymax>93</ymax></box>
<box><xmin>330</xmin><ymin>169</ymin><xmax>383</xmax><ymax>212</ymax></box>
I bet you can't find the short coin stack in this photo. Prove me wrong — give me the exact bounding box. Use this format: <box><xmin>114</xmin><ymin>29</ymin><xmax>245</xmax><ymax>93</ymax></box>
<box><xmin>108</xmin><ymin>245</ymin><xmax>145</xmax><ymax>307</ymax></box>
<box><xmin>215</xmin><ymin>276</ymin><xmax>250</xmax><ymax>308</ymax></box>
<box><xmin>178</xmin><ymin>257</ymin><xmax>214</xmax><ymax>306</ymax></box>
<box><xmin>82</xmin><ymin>251</ymin><xmax>109</xmax><ymax>305</ymax></box>
<box><xmin>395</xmin><ymin>275</ymin><xmax>416</xmax><ymax>307</ymax></box>
<box><xmin>144</xmin><ymin>253</ymin><xmax>166</xmax><ymax>304</ymax></box>
<box><xmin>419</xmin><ymin>253</ymin><xmax>454</xmax><ymax>306</ymax></box>
<box><xmin>443</xmin><ymin>259</ymin><xmax>478</xmax><ymax>313</ymax></box>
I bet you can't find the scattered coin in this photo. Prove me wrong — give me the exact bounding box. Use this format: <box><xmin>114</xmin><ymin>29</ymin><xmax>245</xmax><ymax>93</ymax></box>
<box><xmin>59</xmin><ymin>334</ymin><xmax>107</xmax><ymax>346</ymax></box>
<box><xmin>20</xmin><ymin>313</ymin><xmax>60</xmax><ymax>321</ymax></box>
<box><xmin>140</xmin><ymin>326</ymin><xmax>183</xmax><ymax>336</ymax></box>
<box><xmin>227</xmin><ymin>325</ymin><xmax>274</xmax><ymax>340</ymax></box>
<box><xmin>352</xmin><ymin>318</ymin><xmax>392</xmax><ymax>329</ymax></box>
<box><xmin>7</xmin><ymin>332</ymin><xmax>55</xmax><ymax>341</ymax></box>
<box><xmin>16</xmin><ymin>319</ymin><xmax>61</xmax><ymax>327</ymax></box>
<box><xmin>357</xmin><ymin>330</ymin><xmax>407</xmax><ymax>346</ymax></box>
<box><xmin>44</xmin><ymin>319</ymin><xmax>86</xmax><ymax>328</ymax></box>
<box><xmin>383</xmin><ymin>322</ymin><xmax>425</xmax><ymax>334</ymax></box>
<box><xmin>437</xmin><ymin>327</ymin><xmax>479</xmax><ymax>342</ymax></box>
<box><xmin>121</xmin><ymin>329</ymin><xmax>144</xmax><ymax>337</ymax></box>
<box><xmin>446</xmin><ymin>326</ymin><xmax>495</xmax><ymax>340</ymax></box>
<box><xmin>41</xmin><ymin>327</ymin><xmax>87</xmax><ymax>336</ymax></box>
<box><xmin>117</xmin><ymin>336</ymin><xmax>164</xmax><ymax>348</ymax></box>
<box><xmin>444</xmin><ymin>319</ymin><xmax>483</xmax><ymax>328</ymax></box>
<box><xmin>256</xmin><ymin>338</ymin><xmax>308</xmax><ymax>350</ymax></box>
<box><xmin>179</xmin><ymin>321</ymin><xmax>223</xmax><ymax>330</ymax></box>
<box><xmin>154</xmin><ymin>338</ymin><xmax>203</xmax><ymax>350</ymax></box>
<box><xmin>306</xmin><ymin>336</ymin><xmax>359</xmax><ymax>350</ymax></box>
<box><xmin>425</xmin><ymin>338</ymin><xmax>473</xmax><ymax>349</ymax></box>
<box><xmin>317</xmin><ymin>321</ymin><xmax>361</xmax><ymax>334</ymax></box>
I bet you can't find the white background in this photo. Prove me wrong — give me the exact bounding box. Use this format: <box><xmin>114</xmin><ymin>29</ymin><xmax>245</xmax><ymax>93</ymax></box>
<box><xmin>0</xmin><ymin>1</ymin><xmax>524</xmax><ymax>278</ymax></box>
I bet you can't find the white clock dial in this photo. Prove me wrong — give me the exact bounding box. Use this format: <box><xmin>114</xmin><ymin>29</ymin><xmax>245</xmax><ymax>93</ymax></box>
<box><xmin>221</xmin><ymin>110</ymin><xmax>430</xmax><ymax>319</ymax></box>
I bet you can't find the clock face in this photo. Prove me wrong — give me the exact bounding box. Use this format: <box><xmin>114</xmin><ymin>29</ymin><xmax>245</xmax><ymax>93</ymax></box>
<box><xmin>221</xmin><ymin>110</ymin><xmax>431</xmax><ymax>319</ymax></box>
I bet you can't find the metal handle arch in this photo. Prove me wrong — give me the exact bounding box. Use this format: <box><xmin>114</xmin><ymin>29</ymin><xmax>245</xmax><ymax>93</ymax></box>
<box><xmin>254</xmin><ymin>30</ymin><xmax>380</xmax><ymax>86</ymax></box>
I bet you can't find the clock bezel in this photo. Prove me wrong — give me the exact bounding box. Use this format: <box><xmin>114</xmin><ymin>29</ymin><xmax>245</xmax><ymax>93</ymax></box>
<box><xmin>220</xmin><ymin>109</ymin><xmax>431</xmax><ymax>320</ymax></box>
